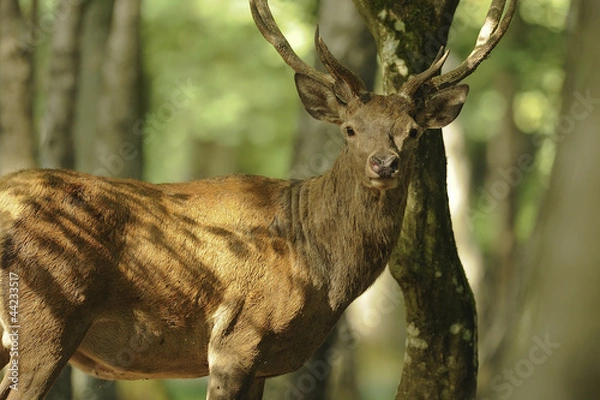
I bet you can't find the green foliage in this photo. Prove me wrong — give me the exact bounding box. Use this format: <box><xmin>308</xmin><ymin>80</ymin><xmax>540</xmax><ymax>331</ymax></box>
<box><xmin>141</xmin><ymin>0</ymin><xmax>317</xmax><ymax>182</ymax></box>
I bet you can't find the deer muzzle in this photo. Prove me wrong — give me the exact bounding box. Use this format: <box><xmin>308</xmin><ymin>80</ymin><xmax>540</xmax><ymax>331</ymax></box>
<box><xmin>367</xmin><ymin>151</ymin><xmax>400</xmax><ymax>189</ymax></box>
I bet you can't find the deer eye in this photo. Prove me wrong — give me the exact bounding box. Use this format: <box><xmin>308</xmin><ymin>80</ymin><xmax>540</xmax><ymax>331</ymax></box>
<box><xmin>345</xmin><ymin>126</ymin><xmax>356</xmax><ymax>137</ymax></box>
<box><xmin>408</xmin><ymin>128</ymin><xmax>419</xmax><ymax>139</ymax></box>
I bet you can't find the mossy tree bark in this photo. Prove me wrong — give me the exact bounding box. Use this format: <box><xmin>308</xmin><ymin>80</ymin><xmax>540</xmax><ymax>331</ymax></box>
<box><xmin>352</xmin><ymin>1</ymin><xmax>478</xmax><ymax>399</ymax></box>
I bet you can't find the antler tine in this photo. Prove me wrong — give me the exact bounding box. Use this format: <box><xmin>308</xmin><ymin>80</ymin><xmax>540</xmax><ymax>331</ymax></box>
<box><xmin>399</xmin><ymin>47</ymin><xmax>450</xmax><ymax>99</ymax></box>
<box><xmin>314</xmin><ymin>27</ymin><xmax>366</xmax><ymax>96</ymax></box>
<box><xmin>250</xmin><ymin>0</ymin><xmax>333</xmax><ymax>85</ymax></box>
<box><xmin>429</xmin><ymin>0</ymin><xmax>517</xmax><ymax>90</ymax></box>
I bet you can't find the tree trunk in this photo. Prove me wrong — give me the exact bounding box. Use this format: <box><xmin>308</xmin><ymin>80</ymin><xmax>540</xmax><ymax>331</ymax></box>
<box><xmin>0</xmin><ymin>0</ymin><xmax>36</xmax><ymax>175</ymax></box>
<box><xmin>93</xmin><ymin>0</ymin><xmax>144</xmax><ymax>179</ymax></box>
<box><xmin>474</xmin><ymin>13</ymin><xmax>537</xmax><ymax>394</ymax></box>
<box><xmin>353</xmin><ymin>1</ymin><xmax>478</xmax><ymax>398</ymax></box>
<box><xmin>72</xmin><ymin>0</ymin><xmax>114</xmax><ymax>174</ymax></box>
<box><xmin>38</xmin><ymin>0</ymin><xmax>86</xmax><ymax>169</ymax></box>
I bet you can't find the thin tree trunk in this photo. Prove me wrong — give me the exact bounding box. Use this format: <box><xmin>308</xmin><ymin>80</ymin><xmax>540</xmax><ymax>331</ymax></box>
<box><xmin>475</xmin><ymin>14</ymin><xmax>534</xmax><ymax>394</ymax></box>
<box><xmin>476</xmin><ymin>75</ymin><xmax>531</xmax><ymax>398</ymax></box>
<box><xmin>0</xmin><ymin>0</ymin><xmax>36</xmax><ymax>175</ymax></box>
<box><xmin>353</xmin><ymin>1</ymin><xmax>478</xmax><ymax>398</ymax></box>
<box><xmin>38</xmin><ymin>0</ymin><xmax>87</xmax><ymax>169</ymax></box>
<box><xmin>94</xmin><ymin>0</ymin><xmax>144</xmax><ymax>179</ymax></box>
<box><xmin>73</xmin><ymin>0</ymin><xmax>114</xmax><ymax>174</ymax></box>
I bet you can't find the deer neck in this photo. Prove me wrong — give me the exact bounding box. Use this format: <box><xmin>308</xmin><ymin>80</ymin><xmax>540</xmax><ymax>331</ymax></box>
<box><xmin>292</xmin><ymin>148</ymin><xmax>411</xmax><ymax>312</ymax></box>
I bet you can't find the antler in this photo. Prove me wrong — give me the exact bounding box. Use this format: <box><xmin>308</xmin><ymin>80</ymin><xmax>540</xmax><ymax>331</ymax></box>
<box><xmin>250</xmin><ymin>0</ymin><xmax>365</xmax><ymax>96</ymax></box>
<box><xmin>428</xmin><ymin>0</ymin><xmax>517</xmax><ymax>90</ymax></box>
<box><xmin>252</xmin><ymin>0</ymin><xmax>515</xmax><ymax>100</ymax></box>
<box><xmin>314</xmin><ymin>28</ymin><xmax>366</xmax><ymax>96</ymax></box>
<box><xmin>398</xmin><ymin>48</ymin><xmax>450</xmax><ymax>99</ymax></box>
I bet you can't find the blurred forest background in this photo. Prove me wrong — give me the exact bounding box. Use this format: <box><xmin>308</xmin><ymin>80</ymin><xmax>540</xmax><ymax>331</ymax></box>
<box><xmin>1</xmin><ymin>0</ymin><xmax>598</xmax><ymax>399</ymax></box>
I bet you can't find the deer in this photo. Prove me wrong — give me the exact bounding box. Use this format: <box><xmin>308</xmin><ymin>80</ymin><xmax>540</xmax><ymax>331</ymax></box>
<box><xmin>0</xmin><ymin>0</ymin><xmax>515</xmax><ymax>398</ymax></box>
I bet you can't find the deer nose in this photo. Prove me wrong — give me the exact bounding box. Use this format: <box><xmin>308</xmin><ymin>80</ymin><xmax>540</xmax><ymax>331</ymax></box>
<box><xmin>369</xmin><ymin>152</ymin><xmax>399</xmax><ymax>178</ymax></box>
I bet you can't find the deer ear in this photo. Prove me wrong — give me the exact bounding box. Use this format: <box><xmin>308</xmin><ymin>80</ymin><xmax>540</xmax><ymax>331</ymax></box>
<box><xmin>416</xmin><ymin>84</ymin><xmax>469</xmax><ymax>129</ymax></box>
<box><xmin>294</xmin><ymin>73</ymin><xmax>345</xmax><ymax>125</ymax></box>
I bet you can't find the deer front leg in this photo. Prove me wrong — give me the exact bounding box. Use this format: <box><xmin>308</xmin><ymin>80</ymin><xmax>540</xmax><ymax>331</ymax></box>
<box><xmin>206</xmin><ymin>331</ymin><xmax>266</xmax><ymax>400</ymax></box>
<box><xmin>207</xmin><ymin>365</ymin><xmax>265</xmax><ymax>400</ymax></box>
<box><xmin>206</xmin><ymin>302</ymin><xmax>267</xmax><ymax>400</ymax></box>
<box><xmin>0</xmin><ymin>315</ymin><xmax>89</xmax><ymax>400</ymax></box>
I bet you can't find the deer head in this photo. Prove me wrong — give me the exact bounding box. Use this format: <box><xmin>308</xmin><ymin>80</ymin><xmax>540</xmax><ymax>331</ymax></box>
<box><xmin>250</xmin><ymin>0</ymin><xmax>515</xmax><ymax>190</ymax></box>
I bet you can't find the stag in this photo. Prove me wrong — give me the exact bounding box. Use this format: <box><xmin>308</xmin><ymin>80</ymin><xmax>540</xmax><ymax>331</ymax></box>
<box><xmin>0</xmin><ymin>0</ymin><xmax>514</xmax><ymax>398</ymax></box>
